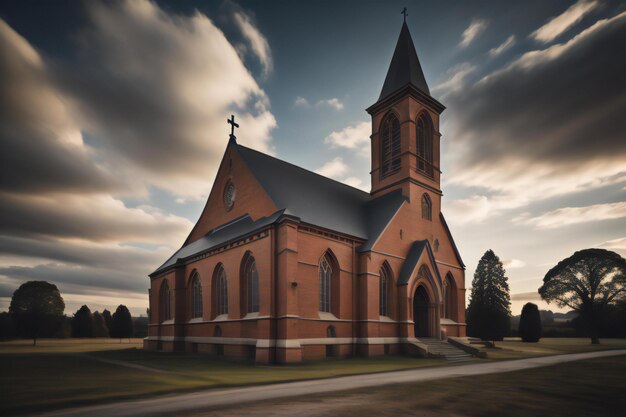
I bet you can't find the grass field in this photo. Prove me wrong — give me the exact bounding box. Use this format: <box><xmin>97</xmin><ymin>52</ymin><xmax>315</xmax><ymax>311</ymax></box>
<box><xmin>0</xmin><ymin>338</ymin><xmax>445</xmax><ymax>415</ymax></box>
<box><xmin>194</xmin><ymin>355</ymin><xmax>626</xmax><ymax>416</ymax></box>
<box><xmin>478</xmin><ymin>337</ymin><xmax>626</xmax><ymax>360</ymax></box>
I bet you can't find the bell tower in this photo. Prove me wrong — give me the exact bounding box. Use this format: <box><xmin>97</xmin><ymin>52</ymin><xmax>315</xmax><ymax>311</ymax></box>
<box><xmin>367</xmin><ymin>21</ymin><xmax>445</xmax><ymax>203</ymax></box>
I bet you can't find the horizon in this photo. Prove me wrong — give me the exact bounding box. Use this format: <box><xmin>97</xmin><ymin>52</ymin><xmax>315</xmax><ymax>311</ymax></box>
<box><xmin>1</xmin><ymin>0</ymin><xmax>625</xmax><ymax>316</ymax></box>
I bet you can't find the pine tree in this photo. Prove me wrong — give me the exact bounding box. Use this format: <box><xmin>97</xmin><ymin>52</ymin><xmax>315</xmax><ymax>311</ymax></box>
<box><xmin>466</xmin><ymin>249</ymin><xmax>511</xmax><ymax>342</ymax></box>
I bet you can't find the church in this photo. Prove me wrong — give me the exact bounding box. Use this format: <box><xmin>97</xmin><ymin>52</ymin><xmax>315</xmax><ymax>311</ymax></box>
<box><xmin>145</xmin><ymin>21</ymin><xmax>466</xmax><ymax>363</ymax></box>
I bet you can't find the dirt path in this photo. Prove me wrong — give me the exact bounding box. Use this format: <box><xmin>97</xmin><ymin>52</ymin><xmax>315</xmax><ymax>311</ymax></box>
<box><xmin>30</xmin><ymin>349</ymin><xmax>626</xmax><ymax>417</ymax></box>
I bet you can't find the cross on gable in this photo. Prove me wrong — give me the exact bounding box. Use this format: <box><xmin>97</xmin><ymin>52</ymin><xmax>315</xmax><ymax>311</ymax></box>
<box><xmin>401</xmin><ymin>7</ymin><xmax>408</xmax><ymax>22</ymax></box>
<box><xmin>227</xmin><ymin>114</ymin><xmax>239</xmax><ymax>139</ymax></box>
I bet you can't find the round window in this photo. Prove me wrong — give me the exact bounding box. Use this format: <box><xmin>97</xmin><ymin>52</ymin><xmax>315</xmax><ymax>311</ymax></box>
<box><xmin>223</xmin><ymin>181</ymin><xmax>236</xmax><ymax>210</ymax></box>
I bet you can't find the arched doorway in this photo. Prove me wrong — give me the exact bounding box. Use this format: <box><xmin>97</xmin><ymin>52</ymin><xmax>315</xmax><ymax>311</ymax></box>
<box><xmin>413</xmin><ymin>286</ymin><xmax>430</xmax><ymax>337</ymax></box>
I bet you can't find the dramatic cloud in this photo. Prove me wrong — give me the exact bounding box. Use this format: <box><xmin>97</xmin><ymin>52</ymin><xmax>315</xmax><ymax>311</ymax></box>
<box><xmin>323</xmin><ymin>121</ymin><xmax>370</xmax><ymax>155</ymax></box>
<box><xmin>234</xmin><ymin>11</ymin><xmax>273</xmax><ymax>78</ymax></box>
<box><xmin>433</xmin><ymin>63</ymin><xmax>476</xmax><ymax>95</ymax></box>
<box><xmin>315</xmin><ymin>157</ymin><xmax>349</xmax><ymax>178</ymax></box>
<box><xmin>489</xmin><ymin>35</ymin><xmax>516</xmax><ymax>56</ymax></box>
<box><xmin>459</xmin><ymin>19</ymin><xmax>488</xmax><ymax>48</ymax></box>
<box><xmin>531</xmin><ymin>0</ymin><xmax>598</xmax><ymax>43</ymax></box>
<box><xmin>59</xmin><ymin>0</ymin><xmax>276</xmax><ymax>198</ymax></box>
<box><xmin>516</xmin><ymin>202</ymin><xmax>626</xmax><ymax>229</ymax></box>
<box><xmin>0</xmin><ymin>20</ymin><xmax>119</xmax><ymax>195</ymax></box>
<box><xmin>445</xmin><ymin>11</ymin><xmax>626</xmax><ymax>214</ymax></box>
<box><xmin>443</xmin><ymin>195</ymin><xmax>495</xmax><ymax>225</ymax></box>
<box><xmin>316</xmin><ymin>98</ymin><xmax>344</xmax><ymax>110</ymax></box>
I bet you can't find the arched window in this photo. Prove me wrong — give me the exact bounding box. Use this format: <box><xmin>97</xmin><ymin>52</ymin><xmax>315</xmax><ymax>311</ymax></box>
<box><xmin>160</xmin><ymin>280</ymin><xmax>171</xmax><ymax>322</ymax></box>
<box><xmin>443</xmin><ymin>274</ymin><xmax>456</xmax><ymax>319</ymax></box>
<box><xmin>319</xmin><ymin>253</ymin><xmax>333</xmax><ymax>313</ymax></box>
<box><xmin>215</xmin><ymin>265</ymin><xmax>228</xmax><ymax>316</ymax></box>
<box><xmin>189</xmin><ymin>272</ymin><xmax>202</xmax><ymax>319</ymax></box>
<box><xmin>379</xmin><ymin>262</ymin><xmax>392</xmax><ymax>317</ymax></box>
<box><xmin>416</xmin><ymin>112</ymin><xmax>434</xmax><ymax>176</ymax></box>
<box><xmin>242</xmin><ymin>254</ymin><xmax>259</xmax><ymax>313</ymax></box>
<box><xmin>421</xmin><ymin>193</ymin><xmax>432</xmax><ymax>221</ymax></box>
<box><xmin>380</xmin><ymin>113</ymin><xmax>401</xmax><ymax>178</ymax></box>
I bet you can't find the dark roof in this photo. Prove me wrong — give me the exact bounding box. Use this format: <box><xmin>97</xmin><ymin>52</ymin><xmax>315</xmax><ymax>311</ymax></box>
<box><xmin>398</xmin><ymin>239</ymin><xmax>442</xmax><ymax>286</ymax></box>
<box><xmin>151</xmin><ymin>144</ymin><xmax>406</xmax><ymax>276</ymax></box>
<box><xmin>151</xmin><ymin>211</ymin><xmax>283</xmax><ymax>276</ymax></box>
<box><xmin>236</xmin><ymin>144</ymin><xmax>405</xmax><ymax>242</ymax></box>
<box><xmin>439</xmin><ymin>212</ymin><xmax>465</xmax><ymax>268</ymax></box>
<box><xmin>378</xmin><ymin>22</ymin><xmax>430</xmax><ymax>101</ymax></box>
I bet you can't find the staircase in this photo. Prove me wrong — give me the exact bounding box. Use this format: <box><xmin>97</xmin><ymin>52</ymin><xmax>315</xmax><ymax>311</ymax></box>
<box><xmin>419</xmin><ymin>338</ymin><xmax>475</xmax><ymax>363</ymax></box>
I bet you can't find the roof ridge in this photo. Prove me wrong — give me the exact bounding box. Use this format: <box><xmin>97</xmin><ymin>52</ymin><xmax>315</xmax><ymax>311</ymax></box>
<box><xmin>236</xmin><ymin>143</ymin><xmax>370</xmax><ymax>197</ymax></box>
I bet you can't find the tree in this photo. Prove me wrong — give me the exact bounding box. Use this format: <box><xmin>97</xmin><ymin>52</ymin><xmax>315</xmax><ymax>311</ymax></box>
<box><xmin>92</xmin><ymin>311</ymin><xmax>109</xmax><ymax>337</ymax></box>
<box><xmin>519</xmin><ymin>303</ymin><xmax>542</xmax><ymax>342</ymax></box>
<box><xmin>539</xmin><ymin>249</ymin><xmax>626</xmax><ymax>344</ymax></box>
<box><xmin>0</xmin><ymin>312</ymin><xmax>15</xmax><ymax>339</ymax></box>
<box><xmin>466</xmin><ymin>250</ymin><xmax>511</xmax><ymax>342</ymax></box>
<box><xmin>110</xmin><ymin>305</ymin><xmax>133</xmax><ymax>341</ymax></box>
<box><xmin>9</xmin><ymin>281</ymin><xmax>65</xmax><ymax>345</ymax></box>
<box><xmin>102</xmin><ymin>309</ymin><xmax>112</xmax><ymax>332</ymax></box>
<box><xmin>71</xmin><ymin>305</ymin><xmax>94</xmax><ymax>337</ymax></box>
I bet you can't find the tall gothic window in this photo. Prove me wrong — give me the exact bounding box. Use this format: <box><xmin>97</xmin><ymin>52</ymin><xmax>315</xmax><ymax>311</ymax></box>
<box><xmin>379</xmin><ymin>263</ymin><xmax>392</xmax><ymax>317</ymax></box>
<box><xmin>443</xmin><ymin>274</ymin><xmax>456</xmax><ymax>319</ymax></box>
<box><xmin>380</xmin><ymin>114</ymin><xmax>401</xmax><ymax>178</ymax></box>
<box><xmin>421</xmin><ymin>193</ymin><xmax>432</xmax><ymax>221</ymax></box>
<box><xmin>215</xmin><ymin>265</ymin><xmax>228</xmax><ymax>316</ymax></box>
<box><xmin>160</xmin><ymin>280</ymin><xmax>171</xmax><ymax>322</ymax></box>
<box><xmin>416</xmin><ymin>112</ymin><xmax>434</xmax><ymax>176</ymax></box>
<box><xmin>319</xmin><ymin>253</ymin><xmax>333</xmax><ymax>313</ymax></box>
<box><xmin>190</xmin><ymin>271</ymin><xmax>203</xmax><ymax>319</ymax></box>
<box><xmin>242</xmin><ymin>254</ymin><xmax>259</xmax><ymax>313</ymax></box>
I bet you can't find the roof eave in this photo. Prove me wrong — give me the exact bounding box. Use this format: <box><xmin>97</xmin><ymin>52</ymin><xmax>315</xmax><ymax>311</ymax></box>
<box><xmin>366</xmin><ymin>84</ymin><xmax>445</xmax><ymax>116</ymax></box>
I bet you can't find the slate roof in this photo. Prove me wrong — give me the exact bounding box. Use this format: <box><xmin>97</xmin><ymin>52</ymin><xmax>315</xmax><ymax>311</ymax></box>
<box><xmin>398</xmin><ymin>239</ymin><xmax>442</xmax><ymax>286</ymax></box>
<box><xmin>378</xmin><ymin>22</ymin><xmax>430</xmax><ymax>101</ymax></box>
<box><xmin>151</xmin><ymin>144</ymin><xmax>407</xmax><ymax>276</ymax></box>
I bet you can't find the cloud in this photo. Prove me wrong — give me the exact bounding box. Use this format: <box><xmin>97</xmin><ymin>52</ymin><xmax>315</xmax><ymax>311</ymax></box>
<box><xmin>56</xmin><ymin>0</ymin><xmax>276</xmax><ymax>198</ymax></box>
<box><xmin>294</xmin><ymin>96</ymin><xmax>310</xmax><ymax>107</ymax></box>
<box><xmin>0</xmin><ymin>20</ymin><xmax>120</xmax><ymax>195</ymax></box>
<box><xmin>597</xmin><ymin>237</ymin><xmax>626</xmax><ymax>250</ymax></box>
<box><xmin>489</xmin><ymin>35</ymin><xmax>516</xmax><ymax>56</ymax></box>
<box><xmin>433</xmin><ymin>63</ymin><xmax>476</xmax><ymax>95</ymax></box>
<box><xmin>515</xmin><ymin>202</ymin><xmax>626</xmax><ymax>229</ymax></box>
<box><xmin>233</xmin><ymin>11</ymin><xmax>273</xmax><ymax>77</ymax></box>
<box><xmin>531</xmin><ymin>0</ymin><xmax>598</xmax><ymax>43</ymax></box>
<box><xmin>445</xmin><ymin>12</ymin><xmax>626</xmax><ymax>212</ymax></box>
<box><xmin>0</xmin><ymin>193</ymin><xmax>192</xmax><ymax>243</ymax></box>
<box><xmin>342</xmin><ymin>177</ymin><xmax>367</xmax><ymax>191</ymax></box>
<box><xmin>443</xmin><ymin>195</ymin><xmax>495</xmax><ymax>225</ymax></box>
<box><xmin>316</xmin><ymin>98</ymin><xmax>344</xmax><ymax>110</ymax></box>
<box><xmin>459</xmin><ymin>19</ymin><xmax>488</xmax><ymax>48</ymax></box>
<box><xmin>503</xmin><ymin>259</ymin><xmax>526</xmax><ymax>269</ymax></box>
<box><xmin>323</xmin><ymin>121</ymin><xmax>370</xmax><ymax>156</ymax></box>
<box><xmin>510</xmin><ymin>292</ymin><xmax>543</xmax><ymax>301</ymax></box>
<box><xmin>315</xmin><ymin>157</ymin><xmax>348</xmax><ymax>178</ymax></box>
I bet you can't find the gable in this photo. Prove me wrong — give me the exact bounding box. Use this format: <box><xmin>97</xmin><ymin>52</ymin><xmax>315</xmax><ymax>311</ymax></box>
<box><xmin>398</xmin><ymin>239</ymin><xmax>442</xmax><ymax>287</ymax></box>
<box><xmin>184</xmin><ymin>141</ymin><xmax>277</xmax><ymax>245</ymax></box>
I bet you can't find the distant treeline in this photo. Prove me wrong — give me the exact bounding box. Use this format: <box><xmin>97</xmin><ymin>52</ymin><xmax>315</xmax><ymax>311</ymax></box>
<box><xmin>0</xmin><ymin>281</ymin><xmax>148</xmax><ymax>343</ymax></box>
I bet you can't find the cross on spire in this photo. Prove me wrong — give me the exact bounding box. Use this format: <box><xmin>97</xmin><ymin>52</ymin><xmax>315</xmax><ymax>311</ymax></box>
<box><xmin>227</xmin><ymin>114</ymin><xmax>239</xmax><ymax>141</ymax></box>
<box><xmin>401</xmin><ymin>7</ymin><xmax>408</xmax><ymax>22</ymax></box>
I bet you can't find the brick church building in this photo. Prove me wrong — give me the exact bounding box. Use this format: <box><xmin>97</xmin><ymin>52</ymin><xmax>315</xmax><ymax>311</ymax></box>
<box><xmin>145</xmin><ymin>21</ymin><xmax>466</xmax><ymax>363</ymax></box>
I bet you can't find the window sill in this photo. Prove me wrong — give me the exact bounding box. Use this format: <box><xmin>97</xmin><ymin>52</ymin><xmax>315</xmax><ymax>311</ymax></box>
<box><xmin>379</xmin><ymin>315</ymin><xmax>394</xmax><ymax>322</ymax></box>
<box><xmin>318</xmin><ymin>311</ymin><xmax>339</xmax><ymax>320</ymax></box>
<box><xmin>160</xmin><ymin>319</ymin><xmax>174</xmax><ymax>325</ymax></box>
<box><xmin>188</xmin><ymin>317</ymin><xmax>204</xmax><ymax>323</ymax></box>
<box><xmin>243</xmin><ymin>312</ymin><xmax>259</xmax><ymax>319</ymax></box>
<box><xmin>212</xmin><ymin>314</ymin><xmax>229</xmax><ymax>322</ymax></box>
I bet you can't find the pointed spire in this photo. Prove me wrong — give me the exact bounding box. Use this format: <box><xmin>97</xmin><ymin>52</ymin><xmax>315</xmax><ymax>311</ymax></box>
<box><xmin>378</xmin><ymin>22</ymin><xmax>430</xmax><ymax>101</ymax></box>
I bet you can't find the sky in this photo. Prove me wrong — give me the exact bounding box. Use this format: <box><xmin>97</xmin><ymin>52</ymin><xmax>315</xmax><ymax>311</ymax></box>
<box><xmin>0</xmin><ymin>0</ymin><xmax>625</xmax><ymax>316</ymax></box>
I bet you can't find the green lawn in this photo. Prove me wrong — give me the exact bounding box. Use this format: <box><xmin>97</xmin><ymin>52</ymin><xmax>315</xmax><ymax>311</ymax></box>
<box><xmin>197</xmin><ymin>355</ymin><xmax>626</xmax><ymax>417</ymax></box>
<box><xmin>0</xmin><ymin>339</ymin><xmax>445</xmax><ymax>415</ymax></box>
<box><xmin>478</xmin><ymin>337</ymin><xmax>626</xmax><ymax>360</ymax></box>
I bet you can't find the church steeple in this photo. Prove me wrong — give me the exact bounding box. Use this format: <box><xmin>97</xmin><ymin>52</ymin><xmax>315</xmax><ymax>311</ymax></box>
<box><xmin>378</xmin><ymin>22</ymin><xmax>430</xmax><ymax>101</ymax></box>
<box><xmin>367</xmin><ymin>20</ymin><xmax>445</xmax><ymax>202</ymax></box>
